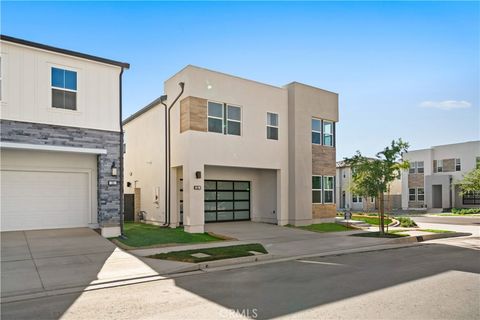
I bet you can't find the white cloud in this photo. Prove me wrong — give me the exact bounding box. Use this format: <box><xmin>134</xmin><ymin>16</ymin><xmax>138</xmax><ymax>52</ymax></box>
<box><xmin>419</xmin><ymin>100</ymin><xmax>472</xmax><ymax>110</ymax></box>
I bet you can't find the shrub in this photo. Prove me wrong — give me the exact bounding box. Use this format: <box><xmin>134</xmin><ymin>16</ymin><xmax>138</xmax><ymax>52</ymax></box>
<box><xmin>397</xmin><ymin>217</ymin><xmax>417</xmax><ymax>228</ymax></box>
<box><xmin>451</xmin><ymin>208</ymin><xmax>480</xmax><ymax>215</ymax></box>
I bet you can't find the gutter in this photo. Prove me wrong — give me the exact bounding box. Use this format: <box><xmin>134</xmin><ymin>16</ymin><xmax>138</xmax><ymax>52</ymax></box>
<box><xmin>119</xmin><ymin>67</ymin><xmax>126</xmax><ymax>238</ymax></box>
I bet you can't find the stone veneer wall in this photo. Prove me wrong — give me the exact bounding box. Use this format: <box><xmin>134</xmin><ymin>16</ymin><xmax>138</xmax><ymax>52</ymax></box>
<box><xmin>180</xmin><ymin>96</ymin><xmax>208</xmax><ymax>133</ymax></box>
<box><xmin>408</xmin><ymin>173</ymin><xmax>425</xmax><ymax>208</ymax></box>
<box><xmin>0</xmin><ymin>120</ymin><xmax>121</xmax><ymax>226</ymax></box>
<box><xmin>312</xmin><ymin>144</ymin><xmax>336</xmax><ymax>219</ymax></box>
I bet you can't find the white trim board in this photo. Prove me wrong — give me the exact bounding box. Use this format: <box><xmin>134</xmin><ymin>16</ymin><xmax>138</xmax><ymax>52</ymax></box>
<box><xmin>0</xmin><ymin>142</ymin><xmax>107</xmax><ymax>154</ymax></box>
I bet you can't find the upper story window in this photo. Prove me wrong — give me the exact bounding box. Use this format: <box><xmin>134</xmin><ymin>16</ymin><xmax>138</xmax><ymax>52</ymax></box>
<box><xmin>51</xmin><ymin>67</ymin><xmax>77</xmax><ymax>110</ymax></box>
<box><xmin>323</xmin><ymin>121</ymin><xmax>334</xmax><ymax>147</ymax></box>
<box><xmin>437</xmin><ymin>159</ymin><xmax>443</xmax><ymax>173</ymax></box>
<box><xmin>410</xmin><ymin>161</ymin><xmax>424</xmax><ymax>174</ymax></box>
<box><xmin>455</xmin><ymin>158</ymin><xmax>461</xmax><ymax>171</ymax></box>
<box><xmin>312</xmin><ymin>176</ymin><xmax>322</xmax><ymax>203</ymax></box>
<box><xmin>207</xmin><ymin>101</ymin><xmax>241</xmax><ymax>136</ymax></box>
<box><xmin>409</xmin><ymin>162</ymin><xmax>416</xmax><ymax>174</ymax></box>
<box><xmin>266</xmin><ymin>112</ymin><xmax>278</xmax><ymax>140</ymax></box>
<box><xmin>312</xmin><ymin>118</ymin><xmax>321</xmax><ymax>145</ymax></box>
<box><xmin>323</xmin><ymin>176</ymin><xmax>335</xmax><ymax>203</ymax></box>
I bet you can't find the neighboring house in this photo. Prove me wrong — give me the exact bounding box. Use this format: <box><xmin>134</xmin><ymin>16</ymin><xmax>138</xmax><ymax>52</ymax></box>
<box><xmin>336</xmin><ymin>161</ymin><xmax>402</xmax><ymax>212</ymax></box>
<box><xmin>0</xmin><ymin>35</ymin><xmax>129</xmax><ymax>237</ymax></box>
<box><xmin>401</xmin><ymin>141</ymin><xmax>480</xmax><ymax>211</ymax></box>
<box><xmin>123</xmin><ymin>65</ymin><xmax>338</xmax><ymax>233</ymax></box>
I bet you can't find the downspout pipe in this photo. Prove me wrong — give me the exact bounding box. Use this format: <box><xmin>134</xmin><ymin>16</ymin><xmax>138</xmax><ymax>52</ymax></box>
<box><xmin>119</xmin><ymin>67</ymin><xmax>126</xmax><ymax>238</ymax></box>
<box><xmin>160</xmin><ymin>96</ymin><xmax>168</xmax><ymax>226</ymax></box>
<box><xmin>163</xmin><ymin>82</ymin><xmax>185</xmax><ymax>227</ymax></box>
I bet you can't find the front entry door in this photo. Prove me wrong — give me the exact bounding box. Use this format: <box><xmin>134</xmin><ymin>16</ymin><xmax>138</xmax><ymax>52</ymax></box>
<box><xmin>204</xmin><ymin>180</ymin><xmax>250</xmax><ymax>222</ymax></box>
<box><xmin>432</xmin><ymin>185</ymin><xmax>443</xmax><ymax>208</ymax></box>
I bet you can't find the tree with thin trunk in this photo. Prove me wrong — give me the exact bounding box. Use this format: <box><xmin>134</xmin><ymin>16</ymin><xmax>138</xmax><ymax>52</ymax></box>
<box><xmin>458</xmin><ymin>168</ymin><xmax>480</xmax><ymax>195</ymax></box>
<box><xmin>344</xmin><ymin>139</ymin><xmax>410</xmax><ymax>235</ymax></box>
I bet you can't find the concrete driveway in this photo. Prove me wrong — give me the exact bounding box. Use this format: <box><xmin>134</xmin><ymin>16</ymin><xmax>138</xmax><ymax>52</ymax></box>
<box><xmin>205</xmin><ymin>221</ymin><xmax>391</xmax><ymax>257</ymax></box>
<box><xmin>1</xmin><ymin>228</ymin><xmax>187</xmax><ymax>299</ymax></box>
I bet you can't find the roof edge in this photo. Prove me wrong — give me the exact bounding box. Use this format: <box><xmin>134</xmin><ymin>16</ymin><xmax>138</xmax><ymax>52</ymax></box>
<box><xmin>1</xmin><ymin>35</ymin><xmax>130</xmax><ymax>69</ymax></box>
<box><xmin>123</xmin><ymin>96</ymin><xmax>164</xmax><ymax>125</ymax></box>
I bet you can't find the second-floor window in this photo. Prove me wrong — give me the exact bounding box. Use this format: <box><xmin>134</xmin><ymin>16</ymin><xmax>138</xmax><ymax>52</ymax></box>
<box><xmin>207</xmin><ymin>101</ymin><xmax>241</xmax><ymax>136</ymax></box>
<box><xmin>323</xmin><ymin>121</ymin><xmax>334</xmax><ymax>147</ymax></box>
<box><xmin>455</xmin><ymin>158</ymin><xmax>461</xmax><ymax>171</ymax></box>
<box><xmin>437</xmin><ymin>160</ymin><xmax>443</xmax><ymax>172</ymax></box>
<box><xmin>417</xmin><ymin>161</ymin><xmax>424</xmax><ymax>173</ymax></box>
<box><xmin>51</xmin><ymin>67</ymin><xmax>77</xmax><ymax>110</ymax></box>
<box><xmin>266</xmin><ymin>112</ymin><xmax>278</xmax><ymax>140</ymax></box>
<box><xmin>409</xmin><ymin>161</ymin><xmax>424</xmax><ymax>173</ymax></box>
<box><xmin>312</xmin><ymin>118</ymin><xmax>321</xmax><ymax>144</ymax></box>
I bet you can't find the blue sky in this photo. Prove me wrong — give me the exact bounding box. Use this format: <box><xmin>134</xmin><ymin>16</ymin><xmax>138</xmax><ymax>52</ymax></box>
<box><xmin>2</xmin><ymin>1</ymin><xmax>479</xmax><ymax>159</ymax></box>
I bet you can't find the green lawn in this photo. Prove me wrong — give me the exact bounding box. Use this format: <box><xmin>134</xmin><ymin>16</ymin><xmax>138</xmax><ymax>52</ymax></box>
<box><xmin>352</xmin><ymin>215</ymin><xmax>392</xmax><ymax>226</ymax></box>
<box><xmin>419</xmin><ymin>229</ymin><xmax>454</xmax><ymax>234</ymax></box>
<box><xmin>113</xmin><ymin>222</ymin><xmax>224</xmax><ymax>248</ymax></box>
<box><xmin>148</xmin><ymin>243</ymin><xmax>268</xmax><ymax>263</ymax></box>
<box><xmin>297</xmin><ymin>223</ymin><xmax>354</xmax><ymax>233</ymax></box>
<box><xmin>351</xmin><ymin>231</ymin><xmax>408</xmax><ymax>238</ymax></box>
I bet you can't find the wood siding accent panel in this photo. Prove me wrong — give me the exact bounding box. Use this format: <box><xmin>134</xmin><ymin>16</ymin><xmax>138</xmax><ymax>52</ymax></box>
<box><xmin>443</xmin><ymin>159</ymin><xmax>455</xmax><ymax>172</ymax></box>
<box><xmin>408</xmin><ymin>173</ymin><xmax>424</xmax><ymax>188</ymax></box>
<box><xmin>180</xmin><ymin>96</ymin><xmax>208</xmax><ymax>133</ymax></box>
<box><xmin>312</xmin><ymin>204</ymin><xmax>336</xmax><ymax>219</ymax></box>
<box><xmin>312</xmin><ymin>145</ymin><xmax>336</xmax><ymax>176</ymax></box>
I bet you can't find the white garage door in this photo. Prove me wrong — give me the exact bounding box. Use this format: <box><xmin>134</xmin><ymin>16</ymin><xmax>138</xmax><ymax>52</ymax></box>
<box><xmin>1</xmin><ymin>169</ymin><xmax>91</xmax><ymax>231</ymax></box>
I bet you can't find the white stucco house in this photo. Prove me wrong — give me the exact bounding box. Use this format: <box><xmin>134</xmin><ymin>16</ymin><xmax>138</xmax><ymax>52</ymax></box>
<box><xmin>0</xmin><ymin>35</ymin><xmax>129</xmax><ymax>237</ymax></box>
<box><xmin>401</xmin><ymin>141</ymin><xmax>480</xmax><ymax>211</ymax></box>
<box><xmin>123</xmin><ymin>65</ymin><xmax>339</xmax><ymax>233</ymax></box>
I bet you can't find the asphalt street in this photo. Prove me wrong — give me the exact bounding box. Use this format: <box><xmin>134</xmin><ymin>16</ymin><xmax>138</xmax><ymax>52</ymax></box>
<box><xmin>2</xmin><ymin>237</ymin><xmax>479</xmax><ymax>320</ymax></box>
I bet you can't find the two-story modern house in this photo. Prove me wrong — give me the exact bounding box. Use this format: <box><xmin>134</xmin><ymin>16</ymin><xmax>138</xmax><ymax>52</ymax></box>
<box><xmin>123</xmin><ymin>65</ymin><xmax>338</xmax><ymax>233</ymax></box>
<box><xmin>336</xmin><ymin>160</ymin><xmax>402</xmax><ymax>212</ymax></box>
<box><xmin>401</xmin><ymin>141</ymin><xmax>480</xmax><ymax>211</ymax></box>
<box><xmin>0</xmin><ymin>35</ymin><xmax>129</xmax><ymax>237</ymax></box>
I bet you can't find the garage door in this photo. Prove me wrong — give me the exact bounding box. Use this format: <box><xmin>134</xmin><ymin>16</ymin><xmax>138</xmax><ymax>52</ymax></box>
<box><xmin>1</xmin><ymin>170</ymin><xmax>90</xmax><ymax>231</ymax></box>
<box><xmin>204</xmin><ymin>180</ymin><xmax>250</xmax><ymax>222</ymax></box>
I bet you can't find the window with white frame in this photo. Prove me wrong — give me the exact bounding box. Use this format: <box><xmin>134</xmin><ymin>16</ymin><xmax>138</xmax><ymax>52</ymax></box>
<box><xmin>207</xmin><ymin>101</ymin><xmax>224</xmax><ymax>133</ymax></box>
<box><xmin>312</xmin><ymin>118</ymin><xmax>321</xmax><ymax>145</ymax></box>
<box><xmin>455</xmin><ymin>158</ymin><xmax>461</xmax><ymax>171</ymax></box>
<box><xmin>417</xmin><ymin>161</ymin><xmax>424</xmax><ymax>173</ymax></box>
<box><xmin>437</xmin><ymin>160</ymin><xmax>443</xmax><ymax>172</ymax></box>
<box><xmin>323</xmin><ymin>176</ymin><xmax>335</xmax><ymax>203</ymax></box>
<box><xmin>51</xmin><ymin>67</ymin><xmax>77</xmax><ymax>110</ymax></box>
<box><xmin>409</xmin><ymin>162</ymin><xmax>416</xmax><ymax>174</ymax></box>
<box><xmin>323</xmin><ymin>120</ymin><xmax>334</xmax><ymax>147</ymax></box>
<box><xmin>312</xmin><ymin>176</ymin><xmax>322</xmax><ymax>203</ymax></box>
<box><xmin>370</xmin><ymin>197</ymin><xmax>375</xmax><ymax>203</ymax></box>
<box><xmin>352</xmin><ymin>195</ymin><xmax>363</xmax><ymax>203</ymax></box>
<box><xmin>266</xmin><ymin>112</ymin><xmax>278</xmax><ymax>140</ymax></box>
<box><xmin>409</xmin><ymin>188</ymin><xmax>416</xmax><ymax>201</ymax></box>
<box><xmin>417</xmin><ymin>188</ymin><xmax>425</xmax><ymax>201</ymax></box>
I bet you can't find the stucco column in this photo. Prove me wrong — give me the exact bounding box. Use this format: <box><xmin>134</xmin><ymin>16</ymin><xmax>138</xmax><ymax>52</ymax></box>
<box><xmin>276</xmin><ymin>169</ymin><xmax>289</xmax><ymax>225</ymax></box>
<box><xmin>183</xmin><ymin>162</ymin><xmax>205</xmax><ymax>233</ymax></box>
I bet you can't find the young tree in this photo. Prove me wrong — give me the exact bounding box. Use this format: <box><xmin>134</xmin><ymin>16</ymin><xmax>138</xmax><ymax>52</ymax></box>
<box><xmin>458</xmin><ymin>168</ymin><xmax>480</xmax><ymax>194</ymax></box>
<box><xmin>345</xmin><ymin>139</ymin><xmax>410</xmax><ymax>234</ymax></box>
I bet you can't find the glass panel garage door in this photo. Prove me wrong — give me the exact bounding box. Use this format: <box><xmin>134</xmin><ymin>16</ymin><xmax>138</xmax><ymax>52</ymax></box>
<box><xmin>204</xmin><ymin>180</ymin><xmax>250</xmax><ymax>222</ymax></box>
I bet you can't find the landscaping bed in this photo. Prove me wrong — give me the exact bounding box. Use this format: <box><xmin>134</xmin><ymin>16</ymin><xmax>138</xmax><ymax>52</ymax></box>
<box><xmin>352</xmin><ymin>215</ymin><xmax>393</xmax><ymax>226</ymax></box>
<box><xmin>291</xmin><ymin>223</ymin><xmax>355</xmax><ymax>233</ymax></box>
<box><xmin>112</xmin><ymin>222</ymin><xmax>225</xmax><ymax>248</ymax></box>
<box><xmin>148</xmin><ymin>243</ymin><xmax>268</xmax><ymax>263</ymax></box>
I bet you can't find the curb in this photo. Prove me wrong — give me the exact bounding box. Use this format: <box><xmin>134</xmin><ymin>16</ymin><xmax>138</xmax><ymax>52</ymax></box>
<box><xmin>390</xmin><ymin>232</ymin><xmax>471</xmax><ymax>244</ymax></box>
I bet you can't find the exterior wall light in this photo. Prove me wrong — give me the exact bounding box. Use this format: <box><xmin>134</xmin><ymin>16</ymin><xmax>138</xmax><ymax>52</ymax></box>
<box><xmin>111</xmin><ymin>161</ymin><xmax>118</xmax><ymax>176</ymax></box>
<box><xmin>195</xmin><ymin>171</ymin><xmax>202</xmax><ymax>179</ymax></box>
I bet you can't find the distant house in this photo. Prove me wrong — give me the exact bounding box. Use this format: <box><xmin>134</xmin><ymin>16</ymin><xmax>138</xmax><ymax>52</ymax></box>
<box><xmin>401</xmin><ymin>141</ymin><xmax>480</xmax><ymax>211</ymax></box>
<box><xmin>123</xmin><ymin>65</ymin><xmax>339</xmax><ymax>233</ymax></box>
<box><xmin>0</xmin><ymin>35</ymin><xmax>129</xmax><ymax>236</ymax></box>
<box><xmin>336</xmin><ymin>160</ymin><xmax>402</xmax><ymax>212</ymax></box>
